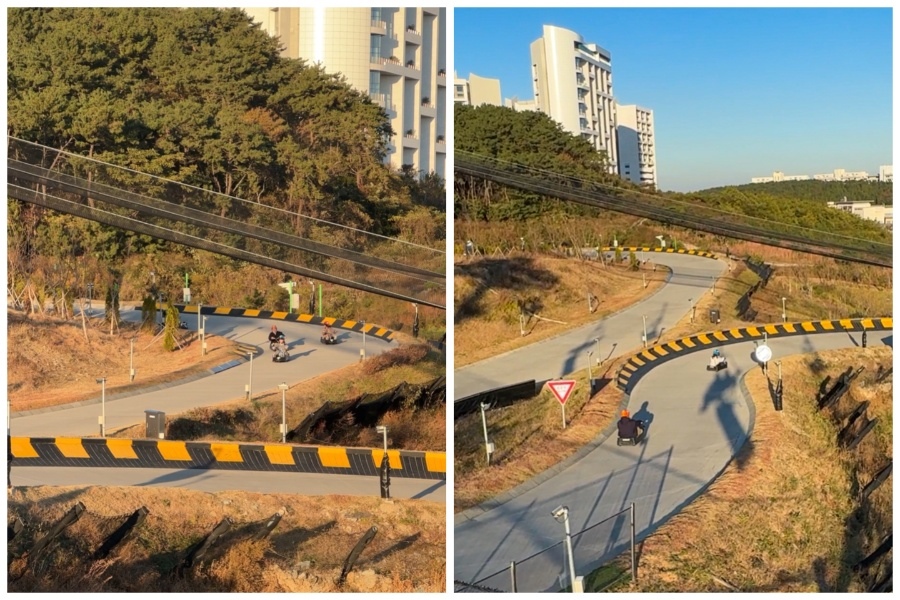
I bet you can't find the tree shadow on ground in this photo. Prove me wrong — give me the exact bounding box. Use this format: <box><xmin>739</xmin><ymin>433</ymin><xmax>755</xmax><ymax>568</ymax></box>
<box><xmin>454</xmin><ymin>257</ymin><xmax>559</xmax><ymax>325</ymax></box>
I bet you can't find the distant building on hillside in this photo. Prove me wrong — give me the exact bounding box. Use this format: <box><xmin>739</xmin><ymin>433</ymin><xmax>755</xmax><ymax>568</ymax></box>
<box><xmin>454</xmin><ymin>72</ymin><xmax>502</xmax><ymax>107</ymax></box>
<box><xmin>826</xmin><ymin>198</ymin><xmax>893</xmax><ymax>227</ymax></box>
<box><xmin>750</xmin><ymin>171</ymin><xmax>810</xmax><ymax>184</ymax></box>
<box><xmin>813</xmin><ymin>168</ymin><xmax>870</xmax><ymax>182</ymax></box>
<box><xmin>616</xmin><ymin>104</ymin><xmax>656</xmax><ymax>188</ymax></box>
<box><xmin>504</xmin><ymin>97</ymin><xmax>539</xmax><ymax>112</ymax></box>
<box><xmin>879</xmin><ymin>165</ymin><xmax>893</xmax><ymax>182</ymax></box>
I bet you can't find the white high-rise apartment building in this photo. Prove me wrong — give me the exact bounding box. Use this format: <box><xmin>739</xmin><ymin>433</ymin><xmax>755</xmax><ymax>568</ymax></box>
<box><xmin>242</xmin><ymin>7</ymin><xmax>446</xmax><ymax>179</ymax></box>
<box><xmin>530</xmin><ymin>24</ymin><xmax>617</xmax><ymax>174</ymax></box>
<box><xmin>615</xmin><ymin>104</ymin><xmax>657</xmax><ymax>187</ymax></box>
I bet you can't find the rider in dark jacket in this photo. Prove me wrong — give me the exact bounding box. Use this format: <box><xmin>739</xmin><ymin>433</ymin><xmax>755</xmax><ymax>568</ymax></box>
<box><xmin>617</xmin><ymin>410</ymin><xmax>644</xmax><ymax>440</ymax></box>
<box><xmin>268</xmin><ymin>325</ymin><xmax>283</xmax><ymax>345</ymax></box>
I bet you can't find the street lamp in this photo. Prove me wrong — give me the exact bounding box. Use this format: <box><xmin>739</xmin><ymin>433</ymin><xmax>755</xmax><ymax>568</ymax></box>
<box><xmin>551</xmin><ymin>505</ymin><xmax>577</xmax><ymax>591</ymax></box>
<box><xmin>642</xmin><ymin>315</ymin><xmax>648</xmax><ymax>348</ymax></box>
<box><xmin>479</xmin><ymin>402</ymin><xmax>493</xmax><ymax>465</ymax></box>
<box><xmin>412</xmin><ymin>303</ymin><xmax>419</xmax><ymax>338</ymax></box>
<box><xmin>689</xmin><ymin>298</ymin><xmax>695</xmax><ymax>323</ymax></box>
<box><xmin>86</xmin><ymin>282</ymin><xmax>94</xmax><ymax>315</ymax></box>
<box><xmin>96</xmin><ymin>377</ymin><xmax>107</xmax><ymax>437</ymax></box>
<box><xmin>587</xmin><ymin>351</ymin><xmax>594</xmax><ymax>395</ymax></box>
<box><xmin>594</xmin><ymin>337</ymin><xmax>602</xmax><ymax>365</ymax></box>
<box><xmin>781</xmin><ymin>297</ymin><xmax>787</xmax><ymax>323</ymax></box>
<box><xmin>376</xmin><ymin>425</ymin><xmax>388</xmax><ymax>455</ymax></box>
<box><xmin>361</xmin><ymin>320</ymin><xmax>367</xmax><ymax>361</ymax></box>
<box><xmin>201</xmin><ymin>316</ymin><xmax>208</xmax><ymax>355</ymax></box>
<box><xmin>278</xmin><ymin>383</ymin><xmax>289</xmax><ymax>443</ymax></box>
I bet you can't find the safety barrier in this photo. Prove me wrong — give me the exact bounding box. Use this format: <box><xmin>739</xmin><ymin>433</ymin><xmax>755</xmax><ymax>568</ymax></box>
<box><xmin>599</xmin><ymin>246</ymin><xmax>718</xmax><ymax>260</ymax></box>
<box><xmin>171</xmin><ymin>304</ymin><xmax>395</xmax><ymax>342</ymax></box>
<box><xmin>617</xmin><ymin>318</ymin><xmax>893</xmax><ymax>393</ymax></box>
<box><xmin>10</xmin><ymin>437</ymin><xmax>445</xmax><ymax>480</ymax></box>
<box><xmin>454</xmin><ymin>380</ymin><xmax>538</xmax><ymax>420</ymax></box>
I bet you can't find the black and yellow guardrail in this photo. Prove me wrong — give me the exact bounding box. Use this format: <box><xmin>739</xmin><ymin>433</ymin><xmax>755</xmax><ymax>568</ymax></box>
<box><xmin>172</xmin><ymin>304</ymin><xmax>395</xmax><ymax>342</ymax></box>
<box><xmin>617</xmin><ymin>318</ymin><xmax>893</xmax><ymax>393</ymax></box>
<box><xmin>10</xmin><ymin>437</ymin><xmax>445</xmax><ymax>481</ymax></box>
<box><xmin>600</xmin><ymin>246</ymin><xmax>717</xmax><ymax>260</ymax></box>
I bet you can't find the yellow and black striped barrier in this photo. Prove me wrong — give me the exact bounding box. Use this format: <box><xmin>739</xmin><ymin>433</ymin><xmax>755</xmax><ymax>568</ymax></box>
<box><xmin>10</xmin><ymin>438</ymin><xmax>445</xmax><ymax>481</ymax></box>
<box><xmin>600</xmin><ymin>246</ymin><xmax>717</xmax><ymax>260</ymax></box>
<box><xmin>173</xmin><ymin>305</ymin><xmax>395</xmax><ymax>342</ymax></box>
<box><xmin>617</xmin><ymin>317</ymin><xmax>893</xmax><ymax>393</ymax></box>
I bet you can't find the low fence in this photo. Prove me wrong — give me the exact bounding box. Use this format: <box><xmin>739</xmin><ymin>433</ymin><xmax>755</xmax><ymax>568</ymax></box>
<box><xmin>455</xmin><ymin>504</ymin><xmax>636</xmax><ymax>593</ymax></box>
<box><xmin>454</xmin><ymin>380</ymin><xmax>538</xmax><ymax>420</ymax></box>
<box><xmin>616</xmin><ymin>318</ymin><xmax>893</xmax><ymax>394</ymax></box>
<box><xmin>10</xmin><ymin>437</ymin><xmax>445</xmax><ymax>480</ymax></box>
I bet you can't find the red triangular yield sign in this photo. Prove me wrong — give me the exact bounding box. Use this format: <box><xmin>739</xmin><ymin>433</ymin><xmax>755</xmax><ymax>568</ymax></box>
<box><xmin>547</xmin><ymin>380</ymin><xmax>576</xmax><ymax>405</ymax></box>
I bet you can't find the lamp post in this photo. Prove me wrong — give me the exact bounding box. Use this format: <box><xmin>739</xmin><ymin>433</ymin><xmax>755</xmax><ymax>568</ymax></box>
<box><xmin>96</xmin><ymin>377</ymin><xmax>107</xmax><ymax>437</ymax></box>
<box><xmin>201</xmin><ymin>316</ymin><xmax>208</xmax><ymax>355</ymax></box>
<box><xmin>642</xmin><ymin>315</ymin><xmax>648</xmax><ymax>348</ymax></box>
<box><xmin>552</xmin><ymin>506</ymin><xmax>577</xmax><ymax>591</ymax></box>
<box><xmin>587</xmin><ymin>351</ymin><xmax>594</xmax><ymax>395</ymax></box>
<box><xmin>279</xmin><ymin>382</ymin><xmax>289</xmax><ymax>443</ymax></box>
<box><xmin>479</xmin><ymin>402</ymin><xmax>493</xmax><ymax>465</ymax></box>
<box><xmin>689</xmin><ymin>298</ymin><xmax>695</xmax><ymax>323</ymax></box>
<box><xmin>412</xmin><ymin>303</ymin><xmax>419</xmax><ymax>338</ymax></box>
<box><xmin>781</xmin><ymin>297</ymin><xmax>787</xmax><ymax>323</ymax></box>
<box><xmin>130</xmin><ymin>338</ymin><xmax>135</xmax><ymax>382</ymax></box>
<box><xmin>361</xmin><ymin>320</ymin><xmax>367</xmax><ymax>360</ymax></box>
<box><xmin>86</xmin><ymin>282</ymin><xmax>94</xmax><ymax>315</ymax></box>
<box><xmin>376</xmin><ymin>425</ymin><xmax>390</xmax><ymax>498</ymax></box>
<box><xmin>246</xmin><ymin>351</ymin><xmax>253</xmax><ymax>401</ymax></box>
<box><xmin>594</xmin><ymin>337</ymin><xmax>602</xmax><ymax>365</ymax></box>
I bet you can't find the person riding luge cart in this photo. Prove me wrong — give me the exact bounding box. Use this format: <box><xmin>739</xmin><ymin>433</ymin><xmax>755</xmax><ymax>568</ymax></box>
<box><xmin>617</xmin><ymin>410</ymin><xmax>647</xmax><ymax>446</ymax></box>
<box><xmin>707</xmin><ymin>348</ymin><xmax>727</xmax><ymax>371</ymax></box>
<box><xmin>272</xmin><ymin>337</ymin><xmax>290</xmax><ymax>362</ymax></box>
<box><xmin>320</xmin><ymin>323</ymin><xmax>337</xmax><ymax>345</ymax></box>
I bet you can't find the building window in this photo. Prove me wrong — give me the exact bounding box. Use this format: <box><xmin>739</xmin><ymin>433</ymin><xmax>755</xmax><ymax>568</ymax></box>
<box><xmin>371</xmin><ymin>8</ymin><xmax>381</xmax><ymax>22</ymax></box>
<box><xmin>369</xmin><ymin>71</ymin><xmax>380</xmax><ymax>95</ymax></box>
<box><xmin>370</xmin><ymin>35</ymin><xmax>381</xmax><ymax>61</ymax></box>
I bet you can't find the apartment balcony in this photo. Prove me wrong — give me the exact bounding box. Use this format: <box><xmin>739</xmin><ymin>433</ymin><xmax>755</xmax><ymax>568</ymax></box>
<box><xmin>402</xmin><ymin>131</ymin><xmax>420</xmax><ymax>149</ymax></box>
<box><xmin>423</xmin><ymin>7</ymin><xmax>440</xmax><ymax>15</ymax></box>
<box><xmin>369</xmin><ymin>92</ymin><xmax>396</xmax><ymax>115</ymax></box>
<box><xmin>370</xmin><ymin>56</ymin><xmax>406</xmax><ymax>77</ymax></box>
<box><xmin>435</xmin><ymin>135</ymin><xmax>446</xmax><ymax>153</ymax></box>
<box><xmin>405</xmin><ymin>26</ymin><xmax>422</xmax><ymax>44</ymax></box>
<box><xmin>420</xmin><ymin>100</ymin><xmax>436</xmax><ymax>118</ymax></box>
<box><xmin>437</xmin><ymin>69</ymin><xmax>446</xmax><ymax>86</ymax></box>
<box><xmin>370</xmin><ymin>20</ymin><xmax>387</xmax><ymax>35</ymax></box>
<box><xmin>404</xmin><ymin>63</ymin><xmax>421</xmax><ymax>79</ymax></box>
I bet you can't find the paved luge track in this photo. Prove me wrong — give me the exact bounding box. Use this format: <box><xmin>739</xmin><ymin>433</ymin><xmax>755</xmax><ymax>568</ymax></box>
<box><xmin>12</xmin><ymin>308</ymin><xmax>391</xmax><ymax>437</ymax></box>
<box><xmin>9</xmin><ymin>308</ymin><xmax>447</xmax><ymax>502</ymax></box>
<box><xmin>454</xmin><ymin>253</ymin><xmax>891</xmax><ymax>589</ymax></box>
<box><xmin>454</xmin><ymin>253</ymin><xmax>727</xmax><ymax>398</ymax></box>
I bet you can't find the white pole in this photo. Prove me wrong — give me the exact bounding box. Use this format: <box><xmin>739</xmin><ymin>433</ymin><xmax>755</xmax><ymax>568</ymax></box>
<box><xmin>100</xmin><ymin>378</ymin><xmax>106</xmax><ymax>438</ymax></box>
<box><xmin>382</xmin><ymin>427</ymin><xmax>388</xmax><ymax>455</ymax></box>
<box><xmin>130</xmin><ymin>338</ymin><xmax>135</xmax><ymax>381</ymax></box>
<box><xmin>642</xmin><ymin>315</ymin><xmax>648</xmax><ymax>348</ymax></box>
<box><xmin>564</xmin><ymin>511</ymin><xmax>576</xmax><ymax>591</ymax></box>
<box><xmin>595</xmin><ymin>338</ymin><xmax>601</xmax><ymax>365</ymax></box>
<box><xmin>248</xmin><ymin>352</ymin><xmax>253</xmax><ymax>401</ymax></box>
<box><xmin>642</xmin><ymin>272</ymin><xmax>646</xmax><ymax>288</ymax></box>
<box><xmin>281</xmin><ymin>383</ymin><xmax>287</xmax><ymax>443</ymax></box>
<box><xmin>480</xmin><ymin>403</ymin><xmax>491</xmax><ymax>465</ymax></box>
<box><xmin>562</xmin><ymin>403</ymin><xmax>567</xmax><ymax>429</ymax></box>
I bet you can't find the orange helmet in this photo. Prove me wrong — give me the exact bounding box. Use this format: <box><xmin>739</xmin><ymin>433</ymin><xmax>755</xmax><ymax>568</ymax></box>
<box><xmin>621</xmin><ymin>410</ymin><xmax>630</xmax><ymax>418</ymax></box>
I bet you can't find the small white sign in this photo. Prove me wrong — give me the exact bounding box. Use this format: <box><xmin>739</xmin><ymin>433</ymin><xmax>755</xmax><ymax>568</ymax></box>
<box><xmin>755</xmin><ymin>344</ymin><xmax>773</xmax><ymax>363</ymax></box>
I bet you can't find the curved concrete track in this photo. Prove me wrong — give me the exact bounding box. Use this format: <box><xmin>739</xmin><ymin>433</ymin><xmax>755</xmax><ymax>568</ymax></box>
<box><xmin>12</xmin><ymin>308</ymin><xmax>392</xmax><ymax>437</ymax></box>
<box><xmin>454</xmin><ymin>253</ymin><xmax>727</xmax><ymax>398</ymax></box>
<box><xmin>9</xmin><ymin>309</ymin><xmax>450</xmax><ymax>502</ymax></box>
<box><xmin>453</xmin><ymin>254</ymin><xmax>891</xmax><ymax>590</ymax></box>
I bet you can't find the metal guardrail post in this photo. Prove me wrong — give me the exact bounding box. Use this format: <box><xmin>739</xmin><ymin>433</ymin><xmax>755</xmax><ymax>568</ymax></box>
<box><xmin>510</xmin><ymin>561</ymin><xmax>517</xmax><ymax>592</ymax></box>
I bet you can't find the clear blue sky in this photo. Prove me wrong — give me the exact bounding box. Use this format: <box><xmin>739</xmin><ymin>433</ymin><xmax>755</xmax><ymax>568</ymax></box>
<box><xmin>454</xmin><ymin>8</ymin><xmax>893</xmax><ymax>192</ymax></box>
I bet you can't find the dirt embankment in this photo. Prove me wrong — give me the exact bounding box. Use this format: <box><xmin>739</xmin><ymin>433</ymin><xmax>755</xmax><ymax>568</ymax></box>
<box><xmin>7</xmin><ymin>485</ymin><xmax>446</xmax><ymax>592</ymax></box>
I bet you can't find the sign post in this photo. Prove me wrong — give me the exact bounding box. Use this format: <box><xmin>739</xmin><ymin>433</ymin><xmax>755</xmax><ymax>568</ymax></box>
<box><xmin>547</xmin><ymin>380</ymin><xmax>576</xmax><ymax>429</ymax></box>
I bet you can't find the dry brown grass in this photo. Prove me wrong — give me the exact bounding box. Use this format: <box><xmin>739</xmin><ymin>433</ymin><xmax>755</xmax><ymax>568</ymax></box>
<box><xmin>604</xmin><ymin>347</ymin><xmax>892</xmax><ymax>593</ymax></box>
<box><xmin>8</xmin><ymin>310</ymin><xmax>238</xmax><ymax>412</ymax></box>
<box><xmin>454</xmin><ymin>365</ymin><xmax>625</xmax><ymax>512</ymax></box>
<box><xmin>7</xmin><ymin>484</ymin><xmax>445</xmax><ymax>592</ymax></box>
<box><xmin>113</xmin><ymin>344</ymin><xmax>447</xmax><ymax>452</ymax></box>
<box><xmin>455</xmin><ymin>254</ymin><xmax>667</xmax><ymax>367</ymax></box>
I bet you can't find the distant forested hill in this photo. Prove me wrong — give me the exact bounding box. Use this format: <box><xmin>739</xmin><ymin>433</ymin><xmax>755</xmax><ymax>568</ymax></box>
<box><xmin>702</xmin><ymin>180</ymin><xmax>893</xmax><ymax>205</ymax></box>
